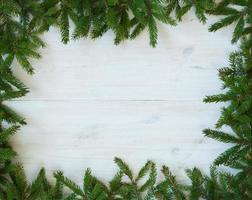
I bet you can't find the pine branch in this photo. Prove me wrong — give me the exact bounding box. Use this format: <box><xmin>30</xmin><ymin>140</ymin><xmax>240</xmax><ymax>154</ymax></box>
<box><xmin>114</xmin><ymin>157</ymin><xmax>134</xmax><ymax>181</ymax></box>
<box><xmin>139</xmin><ymin>162</ymin><xmax>157</xmax><ymax>193</ymax></box>
<box><xmin>160</xmin><ymin>166</ymin><xmax>186</xmax><ymax>200</ymax></box>
<box><xmin>59</xmin><ymin>2</ymin><xmax>70</xmax><ymax>44</ymax></box>
<box><xmin>0</xmin><ymin>126</ymin><xmax>19</xmax><ymax>144</ymax></box>
<box><xmin>209</xmin><ymin>14</ymin><xmax>241</xmax><ymax>32</ymax></box>
<box><xmin>208</xmin><ymin>0</ymin><xmax>251</xmax><ymax>43</ymax></box>
<box><xmin>203</xmin><ymin>128</ymin><xmax>246</xmax><ymax>144</ymax></box>
<box><xmin>54</xmin><ymin>171</ymin><xmax>84</xmax><ymax>197</ymax></box>
<box><xmin>0</xmin><ymin>104</ymin><xmax>26</xmax><ymax>125</ymax></box>
<box><xmin>0</xmin><ymin>149</ymin><xmax>16</xmax><ymax>162</ymax></box>
<box><xmin>148</xmin><ymin>16</ymin><xmax>158</xmax><ymax>47</ymax></box>
<box><xmin>136</xmin><ymin>161</ymin><xmax>151</xmax><ymax>181</ymax></box>
<box><xmin>203</xmin><ymin>93</ymin><xmax>233</xmax><ymax>103</ymax></box>
<box><xmin>185</xmin><ymin>167</ymin><xmax>204</xmax><ymax>200</ymax></box>
<box><xmin>15</xmin><ymin>54</ymin><xmax>34</xmax><ymax>74</ymax></box>
<box><xmin>9</xmin><ymin>164</ymin><xmax>28</xmax><ymax>194</ymax></box>
<box><xmin>214</xmin><ymin>145</ymin><xmax>242</xmax><ymax>166</ymax></box>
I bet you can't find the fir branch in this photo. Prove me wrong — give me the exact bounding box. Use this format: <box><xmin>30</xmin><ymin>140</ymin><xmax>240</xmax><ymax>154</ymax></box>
<box><xmin>54</xmin><ymin>171</ymin><xmax>84</xmax><ymax>197</ymax></box>
<box><xmin>72</xmin><ymin>15</ymin><xmax>91</xmax><ymax>39</ymax></box>
<box><xmin>130</xmin><ymin>21</ymin><xmax>146</xmax><ymax>40</ymax></box>
<box><xmin>0</xmin><ymin>104</ymin><xmax>26</xmax><ymax>125</ymax></box>
<box><xmin>109</xmin><ymin>170</ymin><xmax>123</xmax><ymax>195</ymax></box>
<box><xmin>114</xmin><ymin>157</ymin><xmax>134</xmax><ymax>181</ymax></box>
<box><xmin>0</xmin><ymin>125</ymin><xmax>20</xmax><ymax>144</ymax></box>
<box><xmin>203</xmin><ymin>128</ymin><xmax>245</xmax><ymax>144</ymax></box>
<box><xmin>203</xmin><ymin>93</ymin><xmax>233</xmax><ymax>103</ymax></box>
<box><xmin>59</xmin><ymin>2</ymin><xmax>70</xmax><ymax>44</ymax></box>
<box><xmin>161</xmin><ymin>166</ymin><xmax>186</xmax><ymax>200</ymax></box>
<box><xmin>209</xmin><ymin>14</ymin><xmax>241</xmax><ymax>32</ymax></box>
<box><xmin>148</xmin><ymin>16</ymin><xmax>158</xmax><ymax>47</ymax></box>
<box><xmin>15</xmin><ymin>54</ymin><xmax>34</xmax><ymax>74</ymax></box>
<box><xmin>185</xmin><ymin>167</ymin><xmax>204</xmax><ymax>200</ymax></box>
<box><xmin>0</xmin><ymin>149</ymin><xmax>16</xmax><ymax>162</ymax></box>
<box><xmin>214</xmin><ymin>145</ymin><xmax>242</xmax><ymax>166</ymax></box>
<box><xmin>136</xmin><ymin>160</ymin><xmax>152</xmax><ymax>182</ymax></box>
<box><xmin>232</xmin><ymin>17</ymin><xmax>245</xmax><ymax>44</ymax></box>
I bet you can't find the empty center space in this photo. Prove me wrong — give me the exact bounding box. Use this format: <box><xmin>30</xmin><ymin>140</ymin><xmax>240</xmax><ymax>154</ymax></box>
<box><xmin>8</xmin><ymin>15</ymin><xmax>235</xmax><ymax>183</ymax></box>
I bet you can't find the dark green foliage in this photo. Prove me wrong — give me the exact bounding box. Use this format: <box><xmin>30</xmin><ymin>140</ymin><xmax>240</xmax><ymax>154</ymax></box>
<box><xmin>112</xmin><ymin>157</ymin><xmax>157</xmax><ymax>199</ymax></box>
<box><xmin>0</xmin><ymin>126</ymin><xmax>19</xmax><ymax>163</ymax></box>
<box><xmin>155</xmin><ymin>165</ymin><xmax>185</xmax><ymax>199</ymax></box>
<box><xmin>52</xmin><ymin>158</ymin><xmax>191</xmax><ymax>199</ymax></box>
<box><xmin>166</xmin><ymin>0</ymin><xmax>214</xmax><ymax>23</ymax></box>
<box><xmin>0</xmin><ymin>164</ymin><xmax>70</xmax><ymax>200</ymax></box>
<box><xmin>0</xmin><ymin>0</ymin><xmax>252</xmax><ymax>199</ymax></box>
<box><xmin>208</xmin><ymin>0</ymin><xmax>252</xmax><ymax>43</ymax></box>
<box><xmin>203</xmin><ymin>41</ymin><xmax>252</xmax><ymax>159</ymax></box>
<box><xmin>203</xmin><ymin>38</ymin><xmax>252</xmax><ymax>199</ymax></box>
<box><xmin>1</xmin><ymin>0</ymin><xmax>212</xmax><ymax>48</ymax></box>
<box><xmin>52</xmin><ymin>158</ymin><xmax>252</xmax><ymax>199</ymax></box>
<box><xmin>54</xmin><ymin>169</ymin><xmax>108</xmax><ymax>200</ymax></box>
<box><xmin>0</xmin><ymin>104</ymin><xmax>26</xmax><ymax>125</ymax></box>
<box><xmin>185</xmin><ymin>167</ymin><xmax>204</xmax><ymax>199</ymax></box>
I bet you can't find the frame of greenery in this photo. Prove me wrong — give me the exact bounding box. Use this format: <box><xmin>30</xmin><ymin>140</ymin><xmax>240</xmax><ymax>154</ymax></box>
<box><xmin>0</xmin><ymin>0</ymin><xmax>252</xmax><ymax>199</ymax></box>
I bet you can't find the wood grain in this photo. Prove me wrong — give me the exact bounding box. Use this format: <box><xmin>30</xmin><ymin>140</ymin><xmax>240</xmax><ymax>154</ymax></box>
<box><xmin>8</xmin><ymin>13</ymin><xmax>236</xmax><ymax>184</ymax></box>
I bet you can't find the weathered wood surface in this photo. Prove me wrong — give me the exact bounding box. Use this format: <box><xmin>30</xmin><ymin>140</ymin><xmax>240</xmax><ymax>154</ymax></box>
<box><xmin>8</xmin><ymin>13</ymin><xmax>236</xmax><ymax>184</ymax></box>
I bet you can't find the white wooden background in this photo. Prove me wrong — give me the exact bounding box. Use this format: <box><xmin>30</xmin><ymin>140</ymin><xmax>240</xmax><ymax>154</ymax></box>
<box><xmin>7</xmin><ymin>12</ymin><xmax>236</xmax><ymax>184</ymax></box>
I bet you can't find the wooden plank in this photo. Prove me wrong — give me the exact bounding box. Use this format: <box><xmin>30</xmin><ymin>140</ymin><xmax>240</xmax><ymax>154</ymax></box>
<box><xmin>12</xmin><ymin>15</ymin><xmax>235</xmax><ymax>101</ymax></box>
<box><xmin>8</xmin><ymin>100</ymin><xmax>228</xmax><ymax>183</ymax></box>
<box><xmin>8</xmin><ymin>13</ymin><xmax>236</xmax><ymax>184</ymax></box>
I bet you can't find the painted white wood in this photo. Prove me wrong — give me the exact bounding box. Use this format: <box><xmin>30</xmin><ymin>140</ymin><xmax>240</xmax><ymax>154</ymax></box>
<box><xmin>8</xmin><ymin>13</ymin><xmax>236</xmax><ymax>184</ymax></box>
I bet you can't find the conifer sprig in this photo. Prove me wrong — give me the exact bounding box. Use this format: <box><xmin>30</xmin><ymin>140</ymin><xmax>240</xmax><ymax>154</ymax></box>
<box><xmin>208</xmin><ymin>0</ymin><xmax>252</xmax><ymax>43</ymax></box>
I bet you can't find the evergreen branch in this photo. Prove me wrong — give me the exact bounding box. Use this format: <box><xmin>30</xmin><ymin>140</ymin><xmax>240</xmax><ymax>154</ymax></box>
<box><xmin>0</xmin><ymin>104</ymin><xmax>26</xmax><ymax>125</ymax></box>
<box><xmin>138</xmin><ymin>162</ymin><xmax>157</xmax><ymax>193</ymax></box>
<box><xmin>109</xmin><ymin>171</ymin><xmax>123</xmax><ymax>193</ymax></box>
<box><xmin>54</xmin><ymin>171</ymin><xmax>85</xmax><ymax>197</ymax></box>
<box><xmin>114</xmin><ymin>157</ymin><xmax>134</xmax><ymax>181</ymax></box>
<box><xmin>9</xmin><ymin>164</ymin><xmax>28</xmax><ymax>193</ymax></box>
<box><xmin>161</xmin><ymin>166</ymin><xmax>186</xmax><ymax>200</ymax></box>
<box><xmin>53</xmin><ymin>177</ymin><xmax>64</xmax><ymax>200</ymax></box>
<box><xmin>185</xmin><ymin>167</ymin><xmax>204</xmax><ymax>199</ymax></box>
<box><xmin>59</xmin><ymin>2</ymin><xmax>70</xmax><ymax>44</ymax></box>
<box><xmin>203</xmin><ymin>128</ymin><xmax>245</xmax><ymax>144</ymax></box>
<box><xmin>3</xmin><ymin>72</ymin><xmax>29</xmax><ymax>93</ymax></box>
<box><xmin>0</xmin><ymin>91</ymin><xmax>27</xmax><ymax>101</ymax></box>
<box><xmin>0</xmin><ymin>125</ymin><xmax>19</xmax><ymax>144</ymax></box>
<box><xmin>15</xmin><ymin>54</ymin><xmax>34</xmax><ymax>74</ymax></box>
<box><xmin>136</xmin><ymin>160</ymin><xmax>152</xmax><ymax>182</ymax></box>
<box><xmin>0</xmin><ymin>54</ymin><xmax>14</xmax><ymax>71</ymax></box>
<box><xmin>214</xmin><ymin>145</ymin><xmax>242</xmax><ymax>166</ymax></box>
<box><xmin>148</xmin><ymin>16</ymin><xmax>158</xmax><ymax>47</ymax></box>
<box><xmin>130</xmin><ymin>21</ymin><xmax>146</xmax><ymax>40</ymax></box>
<box><xmin>209</xmin><ymin>14</ymin><xmax>241</xmax><ymax>32</ymax></box>
<box><xmin>28</xmin><ymin>168</ymin><xmax>48</xmax><ymax>199</ymax></box>
<box><xmin>0</xmin><ymin>148</ymin><xmax>16</xmax><ymax>161</ymax></box>
<box><xmin>232</xmin><ymin>17</ymin><xmax>245</xmax><ymax>44</ymax></box>
<box><xmin>203</xmin><ymin>93</ymin><xmax>233</xmax><ymax>103</ymax></box>
<box><xmin>72</xmin><ymin>16</ymin><xmax>91</xmax><ymax>39</ymax></box>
